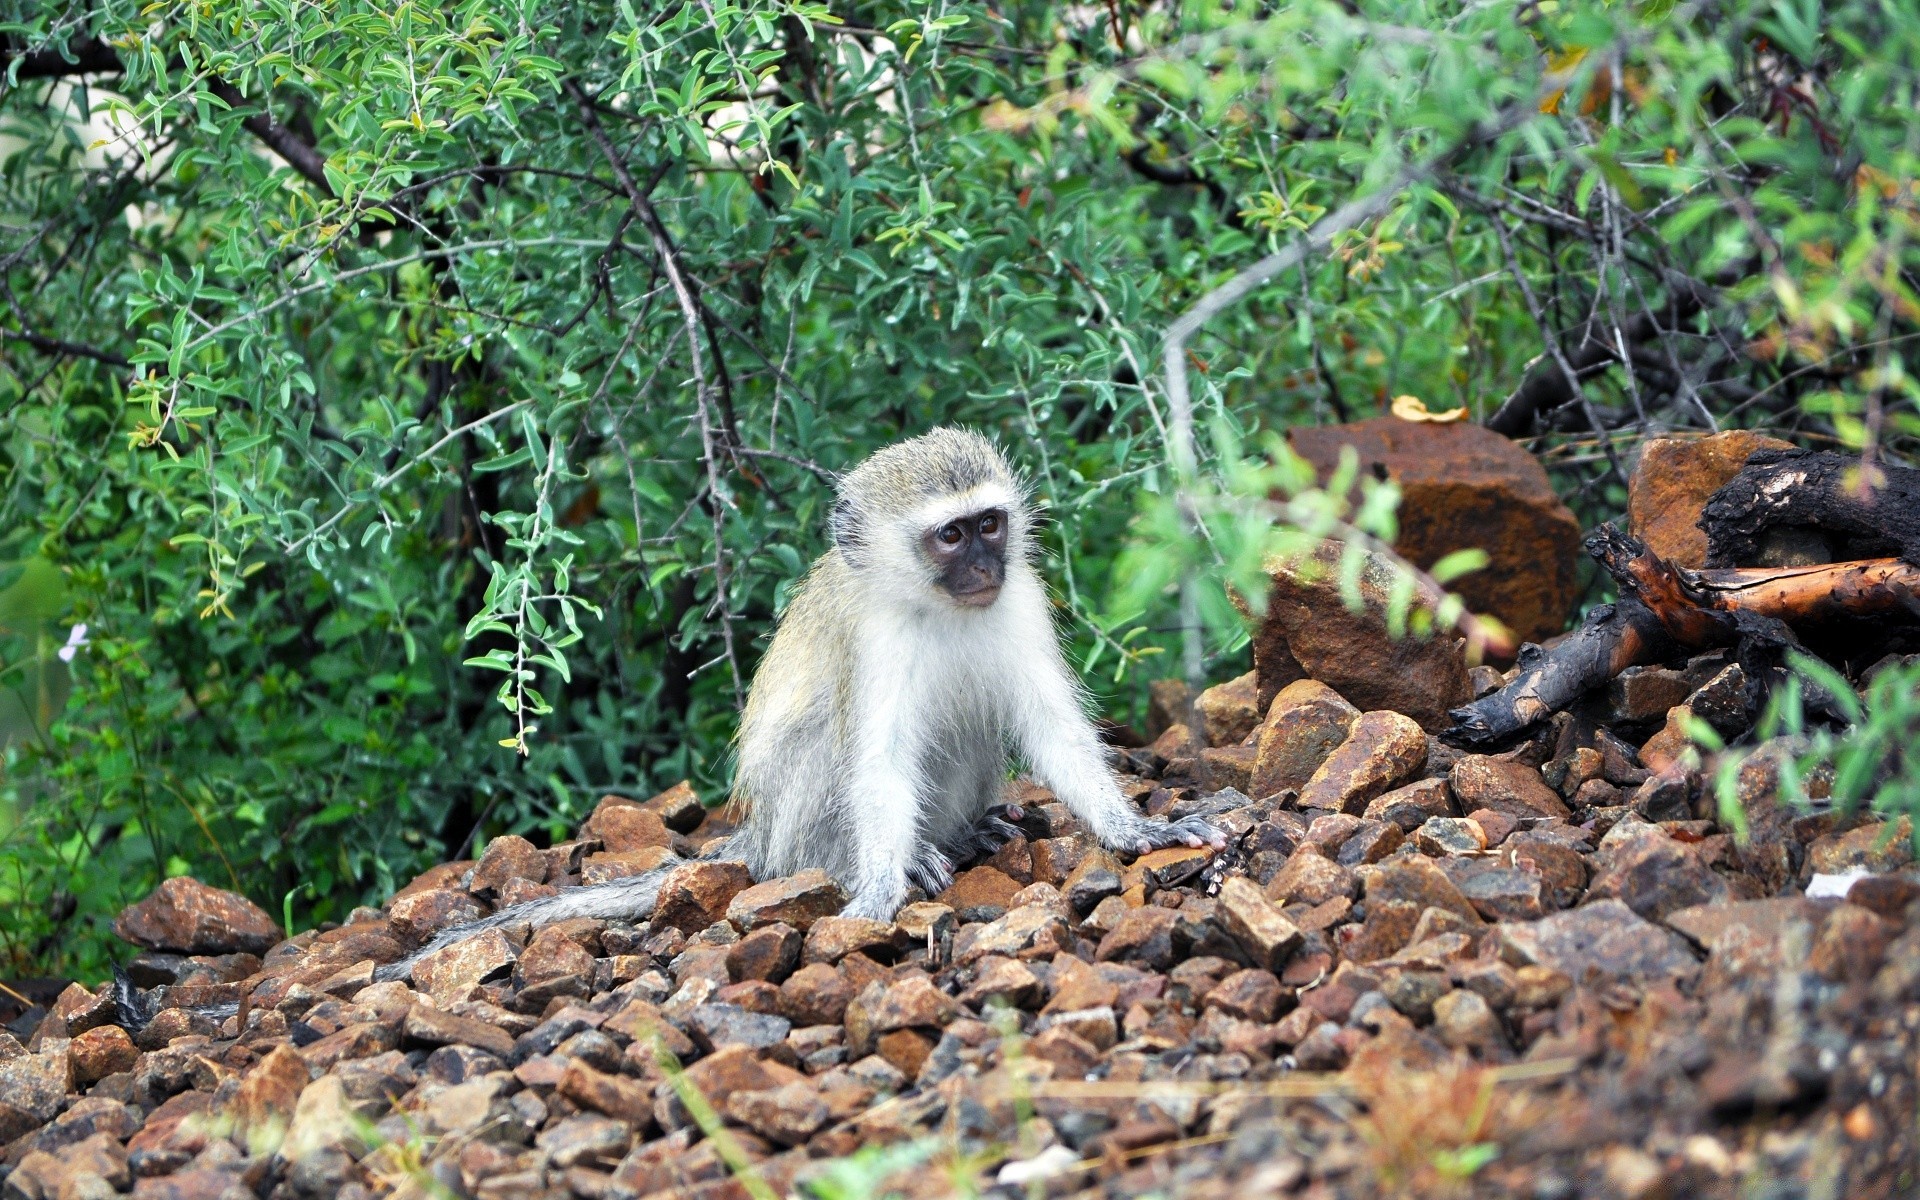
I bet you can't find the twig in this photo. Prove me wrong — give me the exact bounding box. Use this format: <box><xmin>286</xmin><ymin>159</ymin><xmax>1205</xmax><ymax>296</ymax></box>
<box><xmin>567</xmin><ymin>80</ymin><xmax>745</xmax><ymax>709</ymax></box>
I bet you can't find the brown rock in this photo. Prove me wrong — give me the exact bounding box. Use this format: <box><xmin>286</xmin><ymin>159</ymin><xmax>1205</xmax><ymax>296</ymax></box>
<box><xmin>403</xmin><ymin>1003</ymin><xmax>517</xmax><ymax>1058</ymax></box>
<box><xmin>581</xmin><ymin>846</ymin><xmax>676</xmax><ymax>885</ymax></box>
<box><xmin>467</xmin><ymin>835</ymin><xmax>548</xmax><ymax>897</ymax></box>
<box><xmin>726</xmin><ymin>1082</ymin><xmax>829</xmax><ymax>1146</ymax></box>
<box><xmin>1628</xmin><ymin>431</ymin><xmax>1794</xmax><ymax>568</ymax></box>
<box><xmin>871</xmin><ymin>976</ymin><xmax>958</xmax><ymax>1032</ymax></box>
<box><xmin>1249</xmin><ymin>541</ymin><xmax>1471</xmax><ymax>731</ymax></box>
<box><xmin>1450</xmin><ymin>756</ymin><xmax>1571</xmax><ymax>821</ymax></box>
<box><xmin>112</xmin><ymin>876</ymin><xmax>280</xmax><ymax>955</ymax></box>
<box><xmin>1201</xmin><ymin>744</ymin><xmax>1258</xmax><ymax>793</ymax></box>
<box><xmin>1587</xmin><ymin>824</ymin><xmax>1739</xmax><ymax>921</ymax></box>
<box><xmin>727</xmin><ymin>869</ymin><xmax>846</xmax><ymax>932</ymax></box>
<box><xmin>1026</xmin><ymin>1025</ymin><xmax>1102</xmax><ymax>1076</ymax></box>
<box><xmin>1263</xmin><ymin>849</ymin><xmax>1358</xmax><ymax>906</ymax></box>
<box><xmin>1364</xmin><ymin>778</ymin><xmax>1457</xmax><ymax>830</ymax></box>
<box><xmin>1095</xmin><ymin>907</ymin><xmax>1181</xmax><ymax>970</ymax></box>
<box><xmin>937</xmin><ymin>866</ymin><xmax>1023</xmax><ymax>914</ymax></box>
<box><xmin>780</xmin><ymin>962</ymin><xmax>853</xmax><ymax>1026</ymax></box>
<box><xmin>1062</xmin><ymin>852</ymin><xmax>1124</xmax><ymax>914</ymax></box>
<box><xmin>1431</xmin><ymin>989</ymin><xmax>1507</xmax><ymax>1053</ymax></box>
<box><xmin>50</xmin><ymin>982</ymin><xmax>115</xmax><ymax>1037</ymax></box>
<box><xmin>640</xmin><ymin>780</ymin><xmax>709</xmax><ymax>833</ymax></box>
<box><xmin>728</xmin><ymin>923</ymin><xmax>803</xmax><ymax>983</ymax></box>
<box><xmin>1807</xmin><ymin>818</ymin><xmax>1915</xmax><ymax>875</ymax></box>
<box><xmin>516</xmin><ymin>925</ymin><xmax>596</xmax><ymax>986</ymax></box>
<box><xmin>960</xmin><ymin>903</ymin><xmax>1072</xmax><ymax>963</ymax></box>
<box><xmin>1251</xmin><ymin>680</ymin><xmax>1361</xmax><ymax>799</ymax></box>
<box><xmin>652</xmin><ymin>860</ymin><xmax>754</xmax><ymax>934</ymax></box>
<box><xmin>804</xmin><ymin>916</ymin><xmax>907</xmax><ymax>964</ymax></box>
<box><xmin>1215</xmin><ymin>877</ymin><xmax>1304</xmax><ymax>971</ymax></box>
<box><xmin>1416</xmin><ymin>817</ymin><xmax>1487</xmax><ymax>856</ymax></box>
<box><xmin>876</xmin><ymin>1028</ymin><xmax>938</xmax><ymax>1078</ymax></box>
<box><xmin>583</xmin><ymin>799</ymin><xmax>674</xmax><ymax>854</ymax></box>
<box><xmin>961</xmin><ymin>959</ymin><xmax>1043</xmax><ymax>1010</ymax></box>
<box><xmin>1458</xmin><ymin>867</ymin><xmax>1548</xmax><ymax>922</ymax></box>
<box><xmin>387</xmin><ymin>887</ymin><xmax>488</xmax><ymax>945</ymax></box>
<box><xmin>1203</xmin><ymin>969</ymin><xmax>1287</xmax><ymax>1022</ymax></box>
<box><xmin>1297</xmin><ymin>711</ymin><xmax>1428</xmax><ymax>814</ymax></box>
<box><xmin>1289</xmin><ymin>417</ymin><xmax>1582</xmax><ymax>646</ymax></box>
<box><xmin>411</xmin><ymin>927</ymin><xmax>517</xmax><ymax>1007</ymax></box>
<box><xmin>1127</xmin><ymin>845</ymin><xmax>1213</xmax><ymax>892</ymax></box>
<box><xmin>1359</xmin><ymin>857</ymin><xmax>1482</xmax><ymax>925</ymax></box>
<box><xmin>224</xmin><ymin>1043</ymin><xmax>309</xmax><ymax>1154</ymax></box>
<box><xmin>1195</xmin><ymin>671</ymin><xmax>1263</xmax><ymax>747</ymax></box>
<box><xmin>1497</xmin><ymin>898</ymin><xmax>1698</xmax><ymax>986</ymax></box>
<box><xmin>557</xmin><ymin>1058</ymin><xmax>655</xmax><ymax>1126</ymax></box>
<box><xmin>69</xmin><ymin>1024</ymin><xmax>139</xmax><ymax>1085</ymax></box>
<box><xmin>12</xmin><ymin>1132</ymin><xmax>128</xmax><ymax>1200</ymax></box>
<box><xmin>1337</xmin><ymin>898</ymin><xmax>1422</xmax><ymax>963</ymax></box>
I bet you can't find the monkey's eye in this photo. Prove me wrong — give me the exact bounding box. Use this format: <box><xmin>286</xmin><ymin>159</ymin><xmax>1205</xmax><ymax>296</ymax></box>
<box><xmin>937</xmin><ymin>524</ymin><xmax>964</xmax><ymax>547</ymax></box>
<box><xmin>979</xmin><ymin>512</ymin><xmax>1002</xmax><ymax>536</ymax></box>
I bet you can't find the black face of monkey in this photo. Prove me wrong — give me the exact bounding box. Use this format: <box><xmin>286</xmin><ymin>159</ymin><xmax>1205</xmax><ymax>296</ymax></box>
<box><xmin>923</xmin><ymin>508</ymin><xmax>1008</xmax><ymax>606</ymax></box>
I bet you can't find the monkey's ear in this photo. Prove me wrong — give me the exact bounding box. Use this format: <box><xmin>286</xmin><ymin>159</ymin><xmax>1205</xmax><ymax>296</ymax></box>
<box><xmin>830</xmin><ymin>496</ymin><xmax>866</xmax><ymax>563</ymax></box>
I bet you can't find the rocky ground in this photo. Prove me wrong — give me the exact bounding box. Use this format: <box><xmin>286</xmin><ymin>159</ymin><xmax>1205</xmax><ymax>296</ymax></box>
<box><xmin>4</xmin><ymin>428</ymin><xmax>1918</xmax><ymax>1200</ymax></box>
<box><xmin>4</xmin><ymin>665</ymin><xmax>1918</xmax><ymax>1200</ymax></box>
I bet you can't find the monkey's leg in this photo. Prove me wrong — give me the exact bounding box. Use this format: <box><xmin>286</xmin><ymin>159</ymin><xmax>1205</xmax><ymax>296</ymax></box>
<box><xmin>941</xmin><ymin>804</ymin><xmax>1027</xmax><ymax>865</ymax></box>
<box><xmin>906</xmin><ymin>842</ymin><xmax>956</xmax><ymax>897</ymax></box>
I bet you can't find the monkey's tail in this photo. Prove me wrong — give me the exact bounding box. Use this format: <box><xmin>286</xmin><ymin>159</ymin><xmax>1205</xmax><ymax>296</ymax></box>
<box><xmin>376</xmin><ymin>837</ymin><xmax>741</xmax><ymax>983</ymax></box>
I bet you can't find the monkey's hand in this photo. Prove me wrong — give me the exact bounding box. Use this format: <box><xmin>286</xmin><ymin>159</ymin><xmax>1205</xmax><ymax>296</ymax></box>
<box><xmin>1113</xmin><ymin>813</ymin><xmax>1228</xmax><ymax>858</ymax></box>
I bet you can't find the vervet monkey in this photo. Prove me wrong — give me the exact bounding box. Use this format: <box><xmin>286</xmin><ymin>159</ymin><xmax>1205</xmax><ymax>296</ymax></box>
<box><xmin>384</xmin><ymin>428</ymin><xmax>1221</xmax><ymax>975</ymax></box>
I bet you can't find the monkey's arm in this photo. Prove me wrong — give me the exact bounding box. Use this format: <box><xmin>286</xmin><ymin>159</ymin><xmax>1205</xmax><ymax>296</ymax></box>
<box><xmin>1011</xmin><ymin>650</ymin><xmax>1226</xmax><ymax>856</ymax></box>
<box><xmin>838</xmin><ymin>657</ymin><xmax>933</xmax><ymax>920</ymax></box>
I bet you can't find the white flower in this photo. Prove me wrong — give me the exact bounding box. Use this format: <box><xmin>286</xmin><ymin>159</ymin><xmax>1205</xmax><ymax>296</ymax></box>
<box><xmin>57</xmin><ymin>623</ymin><xmax>89</xmax><ymax>663</ymax></box>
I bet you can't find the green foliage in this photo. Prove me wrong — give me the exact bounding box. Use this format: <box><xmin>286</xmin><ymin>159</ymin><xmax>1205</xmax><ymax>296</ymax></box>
<box><xmin>3</xmin><ymin>0</ymin><xmax>1918</xmax><ymax>975</ymax></box>
<box><xmin>1710</xmin><ymin>654</ymin><xmax>1920</xmax><ymax>841</ymax></box>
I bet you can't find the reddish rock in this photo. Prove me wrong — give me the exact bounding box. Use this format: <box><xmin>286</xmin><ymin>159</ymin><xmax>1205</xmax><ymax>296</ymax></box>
<box><xmin>1497</xmin><ymin>898</ymin><xmax>1698</xmax><ymax>986</ymax></box>
<box><xmin>403</xmin><ymin>1004</ymin><xmax>517</xmax><ymax>1058</ymax></box>
<box><xmin>1288</xmin><ymin>416</ymin><xmax>1582</xmax><ymax>645</ymax></box>
<box><xmin>1359</xmin><ymin>857</ymin><xmax>1482</xmax><ymax>926</ymax></box>
<box><xmin>1201</xmin><ymin>744</ymin><xmax>1258</xmax><ymax>793</ymax></box>
<box><xmin>1194</xmin><ymin>670</ymin><xmax>1262</xmax><ymax>747</ymax></box>
<box><xmin>112</xmin><ymin>876</ymin><xmax>281</xmax><ymax>955</ymax></box>
<box><xmin>1297</xmin><ymin>711</ymin><xmax>1428</xmax><ymax>814</ymax></box>
<box><xmin>804</xmin><ymin>916</ymin><xmax>907</xmax><ymax>964</ymax></box>
<box><xmin>411</xmin><ymin>927</ymin><xmax>517</xmax><ymax>1007</ymax></box>
<box><xmin>1364</xmin><ymin>778</ymin><xmax>1457</xmax><ymax>829</ymax></box>
<box><xmin>728</xmin><ymin>923</ymin><xmax>803</xmax><ymax>983</ymax></box>
<box><xmin>1586</xmin><ymin>824</ymin><xmax>1742</xmax><ymax>921</ymax></box>
<box><xmin>1336</xmin><ymin>898</ymin><xmax>1422</xmax><ymax>963</ymax></box>
<box><xmin>467</xmin><ymin>835</ymin><xmax>548</xmax><ymax>897</ymax></box>
<box><xmin>652</xmin><ymin>861</ymin><xmax>754</xmax><ymax>934</ymax></box>
<box><xmin>1807</xmin><ymin>818</ymin><xmax>1915</xmax><ymax>874</ymax></box>
<box><xmin>1450</xmin><ymin>756</ymin><xmax>1571</xmax><ymax>821</ymax></box>
<box><xmin>586</xmin><ymin>803</ymin><xmax>674</xmax><ymax>854</ymax></box>
<box><xmin>1249</xmin><ymin>541</ymin><xmax>1472</xmax><ymax>731</ymax></box>
<box><xmin>961</xmin><ymin>959</ymin><xmax>1043</xmax><ymax>1010</ymax></box>
<box><xmin>871</xmin><ymin>976</ymin><xmax>958</xmax><ymax>1031</ymax></box>
<box><xmin>225</xmin><ymin>1043</ymin><xmax>309</xmax><ymax>1153</ymax></box>
<box><xmin>1251</xmin><ymin>680</ymin><xmax>1360</xmax><ymax>799</ymax></box>
<box><xmin>1215</xmin><ymin>877</ymin><xmax>1304</xmax><ymax>971</ymax></box>
<box><xmin>581</xmin><ymin>846</ymin><xmax>676</xmax><ymax>885</ymax></box>
<box><xmin>388</xmin><ymin>887</ymin><xmax>488</xmax><ymax>946</ymax></box>
<box><xmin>69</xmin><ymin>1024</ymin><xmax>139</xmax><ymax>1085</ymax></box>
<box><xmin>1095</xmin><ymin>907</ymin><xmax>1181</xmax><ymax>970</ymax></box>
<box><xmin>1263</xmin><ymin>849</ymin><xmax>1358</xmax><ymax>906</ymax></box>
<box><xmin>780</xmin><ymin>963</ymin><xmax>853</xmax><ymax>1026</ymax></box>
<box><xmin>937</xmin><ymin>866</ymin><xmax>1023</xmax><ymax>913</ymax></box>
<box><xmin>726</xmin><ymin>1082</ymin><xmax>830</xmax><ymax>1146</ymax></box>
<box><xmin>727</xmin><ymin>869</ymin><xmax>846</xmax><ymax>932</ymax></box>
<box><xmin>640</xmin><ymin>780</ymin><xmax>709</xmax><ymax>833</ymax></box>
<box><xmin>1203</xmin><ymin>969</ymin><xmax>1287</xmax><ymax>1022</ymax></box>
<box><xmin>1628</xmin><ymin>431</ymin><xmax>1794</xmax><ymax>568</ymax></box>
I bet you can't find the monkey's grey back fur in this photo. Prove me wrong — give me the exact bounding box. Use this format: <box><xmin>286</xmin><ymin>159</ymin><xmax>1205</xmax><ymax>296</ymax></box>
<box><xmin>380</xmin><ymin>427</ymin><xmax>1220</xmax><ymax>980</ymax></box>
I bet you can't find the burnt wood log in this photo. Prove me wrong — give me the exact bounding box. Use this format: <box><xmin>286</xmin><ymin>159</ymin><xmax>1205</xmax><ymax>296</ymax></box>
<box><xmin>1445</xmin><ymin>525</ymin><xmax>1920</xmax><ymax>746</ymax></box>
<box><xmin>1703</xmin><ymin>448</ymin><xmax>1920</xmax><ymax>568</ymax></box>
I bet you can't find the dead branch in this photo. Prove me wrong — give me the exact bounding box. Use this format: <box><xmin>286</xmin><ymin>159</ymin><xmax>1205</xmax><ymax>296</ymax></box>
<box><xmin>1702</xmin><ymin>447</ymin><xmax>1920</xmax><ymax>567</ymax></box>
<box><xmin>1446</xmin><ymin>524</ymin><xmax>1920</xmax><ymax>746</ymax></box>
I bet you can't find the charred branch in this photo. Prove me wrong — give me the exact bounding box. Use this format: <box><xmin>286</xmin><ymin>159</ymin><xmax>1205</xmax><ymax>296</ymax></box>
<box><xmin>1702</xmin><ymin>447</ymin><xmax>1920</xmax><ymax>568</ymax></box>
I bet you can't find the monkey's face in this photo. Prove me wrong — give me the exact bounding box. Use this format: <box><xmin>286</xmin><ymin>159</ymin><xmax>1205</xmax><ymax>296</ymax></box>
<box><xmin>922</xmin><ymin>507</ymin><xmax>1008</xmax><ymax>607</ymax></box>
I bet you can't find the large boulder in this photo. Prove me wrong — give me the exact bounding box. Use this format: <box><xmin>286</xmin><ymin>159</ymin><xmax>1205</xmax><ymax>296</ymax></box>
<box><xmin>1288</xmin><ymin>417</ymin><xmax>1582</xmax><ymax>646</ymax></box>
<box><xmin>1626</xmin><ymin>430</ymin><xmax>1793</xmax><ymax>568</ymax></box>
<box><xmin>1248</xmin><ymin>540</ymin><xmax>1471</xmax><ymax>732</ymax></box>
